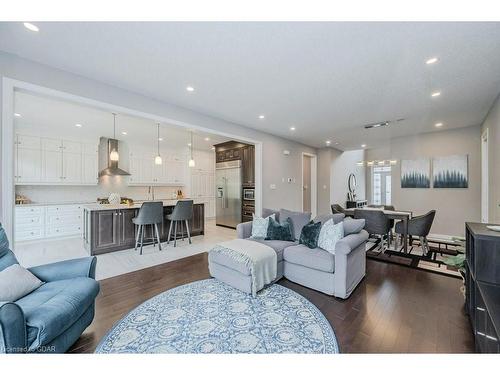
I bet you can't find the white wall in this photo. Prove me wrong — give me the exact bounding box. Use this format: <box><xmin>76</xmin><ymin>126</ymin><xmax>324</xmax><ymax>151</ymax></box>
<box><xmin>316</xmin><ymin>148</ymin><xmax>366</xmax><ymax>215</ymax></box>
<box><xmin>481</xmin><ymin>93</ymin><xmax>500</xmax><ymax>224</ymax></box>
<box><xmin>365</xmin><ymin>125</ymin><xmax>481</xmax><ymax>236</ymax></box>
<box><xmin>0</xmin><ymin>51</ymin><xmax>317</xmax><ymax>220</ymax></box>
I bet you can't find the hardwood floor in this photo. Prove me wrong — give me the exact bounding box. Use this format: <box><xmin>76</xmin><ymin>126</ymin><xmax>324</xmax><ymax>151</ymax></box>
<box><xmin>70</xmin><ymin>253</ymin><xmax>474</xmax><ymax>353</ymax></box>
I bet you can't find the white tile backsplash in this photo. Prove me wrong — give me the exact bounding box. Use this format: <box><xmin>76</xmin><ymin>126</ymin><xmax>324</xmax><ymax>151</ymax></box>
<box><xmin>16</xmin><ymin>180</ymin><xmax>184</xmax><ymax>204</ymax></box>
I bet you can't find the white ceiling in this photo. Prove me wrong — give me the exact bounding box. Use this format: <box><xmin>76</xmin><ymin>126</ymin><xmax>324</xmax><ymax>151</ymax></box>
<box><xmin>2</xmin><ymin>22</ymin><xmax>500</xmax><ymax>150</ymax></box>
<box><xmin>14</xmin><ymin>91</ymin><xmax>231</xmax><ymax>151</ymax></box>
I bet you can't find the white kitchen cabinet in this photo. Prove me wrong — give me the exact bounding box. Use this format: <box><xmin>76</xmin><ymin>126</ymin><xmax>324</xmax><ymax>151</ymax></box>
<box><xmin>16</xmin><ymin>147</ymin><xmax>42</xmax><ymax>183</ymax></box>
<box><xmin>63</xmin><ymin>152</ymin><xmax>82</xmax><ymax>183</ymax></box>
<box><xmin>42</xmin><ymin>149</ymin><xmax>63</xmax><ymax>183</ymax></box>
<box><xmin>15</xmin><ymin>204</ymin><xmax>84</xmax><ymax>242</ymax></box>
<box><xmin>15</xmin><ymin>135</ymin><xmax>98</xmax><ymax>186</ymax></box>
<box><xmin>128</xmin><ymin>151</ymin><xmax>187</xmax><ymax>186</ymax></box>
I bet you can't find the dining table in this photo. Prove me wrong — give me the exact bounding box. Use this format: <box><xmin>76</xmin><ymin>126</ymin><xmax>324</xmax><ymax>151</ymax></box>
<box><xmin>343</xmin><ymin>207</ymin><xmax>413</xmax><ymax>253</ymax></box>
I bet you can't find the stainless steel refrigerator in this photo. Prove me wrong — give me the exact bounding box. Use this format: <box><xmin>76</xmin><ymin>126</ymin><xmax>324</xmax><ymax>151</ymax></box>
<box><xmin>216</xmin><ymin>160</ymin><xmax>242</xmax><ymax>228</ymax></box>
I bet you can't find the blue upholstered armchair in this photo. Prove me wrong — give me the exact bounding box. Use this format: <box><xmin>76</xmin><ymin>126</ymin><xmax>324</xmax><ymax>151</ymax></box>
<box><xmin>0</xmin><ymin>225</ymin><xmax>99</xmax><ymax>353</ymax></box>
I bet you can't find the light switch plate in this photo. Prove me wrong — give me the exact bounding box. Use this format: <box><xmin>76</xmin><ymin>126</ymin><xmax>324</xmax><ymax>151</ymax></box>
<box><xmin>270</xmin><ymin>184</ymin><xmax>276</xmax><ymax>190</ymax></box>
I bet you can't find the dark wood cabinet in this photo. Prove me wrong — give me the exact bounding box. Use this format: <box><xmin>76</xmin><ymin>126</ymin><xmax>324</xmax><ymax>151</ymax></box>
<box><xmin>91</xmin><ymin>210</ymin><xmax>120</xmax><ymax>254</ymax></box>
<box><xmin>465</xmin><ymin>222</ymin><xmax>500</xmax><ymax>353</ymax></box>
<box><xmin>242</xmin><ymin>145</ymin><xmax>255</xmax><ymax>187</ymax></box>
<box><xmin>85</xmin><ymin>203</ymin><xmax>205</xmax><ymax>255</ymax></box>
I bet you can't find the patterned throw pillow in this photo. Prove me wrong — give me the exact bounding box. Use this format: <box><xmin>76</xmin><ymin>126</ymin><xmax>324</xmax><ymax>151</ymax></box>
<box><xmin>318</xmin><ymin>219</ymin><xmax>344</xmax><ymax>254</ymax></box>
<box><xmin>266</xmin><ymin>217</ymin><xmax>294</xmax><ymax>241</ymax></box>
<box><xmin>250</xmin><ymin>213</ymin><xmax>275</xmax><ymax>239</ymax></box>
<box><xmin>299</xmin><ymin>220</ymin><xmax>322</xmax><ymax>249</ymax></box>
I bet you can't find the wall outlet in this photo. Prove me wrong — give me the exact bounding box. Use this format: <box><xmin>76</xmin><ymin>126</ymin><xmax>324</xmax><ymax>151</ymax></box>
<box><xmin>270</xmin><ymin>184</ymin><xmax>276</xmax><ymax>190</ymax></box>
<box><xmin>287</xmin><ymin>177</ymin><xmax>293</xmax><ymax>183</ymax></box>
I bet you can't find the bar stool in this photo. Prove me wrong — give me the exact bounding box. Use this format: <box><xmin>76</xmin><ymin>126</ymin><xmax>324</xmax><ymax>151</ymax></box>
<box><xmin>166</xmin><ymin>200</ymin><xmax>193</xmax><ymax>247</ymax></box>
<box><xmin>132</xmin><ymin>201</ymin><xmax>163</xmax><ymax>255</ymax></box>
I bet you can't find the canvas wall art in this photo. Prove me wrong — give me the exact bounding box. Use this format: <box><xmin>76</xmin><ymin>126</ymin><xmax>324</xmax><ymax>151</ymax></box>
<box><xmin>401</xmin><ymin>158</ymin><xmax>430</xmax><ymax>188</ymax></box>
<box><xmin>433</xmin><ymin>155</ymin><xmax>468</xmax><ymax>188</ymax></box>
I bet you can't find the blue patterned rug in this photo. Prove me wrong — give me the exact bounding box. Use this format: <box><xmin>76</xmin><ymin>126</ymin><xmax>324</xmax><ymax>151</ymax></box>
<box><xmin>95</xmin><ymin>279</ymin><xmax>339</xmax><ymax>353</ymax></box>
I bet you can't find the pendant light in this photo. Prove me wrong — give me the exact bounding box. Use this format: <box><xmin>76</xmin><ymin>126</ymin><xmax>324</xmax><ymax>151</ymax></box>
<box><xmin>109</xmin><ymin>113</ymin><xmax>119</xmax><ymax>162</ymax></box>
<box><xmin>188</xmin><ymin>131</ymin><xmax>195</xmax><ymax>168</ymax></box>
<box><xmin>154</xmin><ymin>123</ymin><xmax>162</xmax><ymax>165</ymax></box>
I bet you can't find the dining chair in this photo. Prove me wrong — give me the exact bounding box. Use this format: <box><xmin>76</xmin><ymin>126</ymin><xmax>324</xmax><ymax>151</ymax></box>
<box><xmin>331</xmin><ymin>204</ymin><xmax>345</xmax><ymax>214</ymax></box>
<box><xmin>395</xmin><ymin>210</ymin><xmax>436</xmax><ymax>256</ymax></box>
<box><xmin>132</xmin><ymin>201</ymin><xmax>164</xmax><ymax>255</ymax></box>
<box><xmin>166</xmin><ymin>200</ymin><xmax>194</xmax><ymax>247</ymax></box>
<box><xmin>354</xmin><ymin>209</ymin><xmax>392</xmax><ymax>252</ymax></box>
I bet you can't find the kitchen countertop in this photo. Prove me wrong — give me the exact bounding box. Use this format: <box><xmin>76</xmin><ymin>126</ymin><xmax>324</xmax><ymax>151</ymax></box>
<box><xmin>83</xmin><ymin>199</ymin><xmax>205</xmax><ymax>211</ymax></box>
<box><xmin>15</xmin><ymin>201</ymin><xmax>95</xmax><ymax>207</ymax></box>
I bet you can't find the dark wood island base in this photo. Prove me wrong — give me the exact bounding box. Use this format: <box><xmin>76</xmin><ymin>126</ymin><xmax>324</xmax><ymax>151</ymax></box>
<box><xmin>83</xmin><ymin>203</ymin><xmax>204</xmax><ymax>255</ymax></box>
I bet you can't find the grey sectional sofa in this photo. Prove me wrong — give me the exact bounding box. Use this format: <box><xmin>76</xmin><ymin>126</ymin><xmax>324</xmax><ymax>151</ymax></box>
<box><xmin>226</xmin><ymin>209</ymin><xmax>369</xmax><ymax>299</ymax></box>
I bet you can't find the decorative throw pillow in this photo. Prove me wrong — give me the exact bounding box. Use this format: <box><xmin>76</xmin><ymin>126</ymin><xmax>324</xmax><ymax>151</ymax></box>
<box><xmin>318</xmin><ymin>219</ymin><xmax>344</xmax><ymax>254</ymax></box>
<box><xmin>251</xmin><ymin>213</ymin><xmax>275</xmax><ymax>239</ymax></box>
<box><xmin>299</xmin><ymin>220</ymin><xmax>322</xmax><ymax>249</ymax></box>
<box><xmin>0</xmin><ymin>264</ymin><xmax>44</xmax><ymax>302</ymax></box>
<box><xmin>266</xmin><ymin>217</ymin><xmax>294</xmax><ymax>241</ymax></box>
<box><xmin>343</xmin><ymin>218</ymin><xmax>366</xmax><ymax>235</ymax></box>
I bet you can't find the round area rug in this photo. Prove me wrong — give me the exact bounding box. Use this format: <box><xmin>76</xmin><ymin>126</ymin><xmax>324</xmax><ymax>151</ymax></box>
<box><xmin>95</xmin><ymin>279</ymin><xmax>339</xmax><ymax>353</ymax></box>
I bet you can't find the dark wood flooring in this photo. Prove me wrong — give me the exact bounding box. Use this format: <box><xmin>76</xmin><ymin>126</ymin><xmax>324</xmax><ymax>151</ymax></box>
<box><xmin>70</xmin><ymin>253</ymin><xmax>474</xmax><ymax>353</ymax></box>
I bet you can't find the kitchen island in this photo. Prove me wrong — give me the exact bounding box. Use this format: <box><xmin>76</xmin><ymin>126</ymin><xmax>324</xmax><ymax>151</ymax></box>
<box><xmin>83</xmin><ymin>201</ymin><xmax>205</xmax><ymax>255</ymax></box>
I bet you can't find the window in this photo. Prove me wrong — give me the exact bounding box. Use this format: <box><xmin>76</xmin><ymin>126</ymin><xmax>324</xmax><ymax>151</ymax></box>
<box><xmin>372</xmin><ymin>166</ymin><xmax>392</xmax><ymax>205</ymax></box>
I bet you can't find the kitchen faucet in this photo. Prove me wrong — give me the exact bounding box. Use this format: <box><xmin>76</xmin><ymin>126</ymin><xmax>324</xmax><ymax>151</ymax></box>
<box><xmin>148</xmin><ymin>186</ymin><xmax>155</xmax><ymax>201</ymax></box>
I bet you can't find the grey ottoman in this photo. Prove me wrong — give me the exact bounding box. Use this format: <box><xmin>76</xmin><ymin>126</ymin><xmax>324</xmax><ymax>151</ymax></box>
<box><xmin>208</xmin><ymin>239</ymin><xmax>287</xmax><ymax>294</ymax></box>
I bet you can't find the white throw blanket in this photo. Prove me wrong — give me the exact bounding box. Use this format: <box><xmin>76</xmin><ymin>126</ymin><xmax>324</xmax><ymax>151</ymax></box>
<box><xmin>209</xmin><ymin>239</ymin><xmax>277</xmax><ymax>296</ymax></box>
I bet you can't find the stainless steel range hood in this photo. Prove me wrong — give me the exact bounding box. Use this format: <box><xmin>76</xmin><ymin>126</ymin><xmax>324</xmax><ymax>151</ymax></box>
<box><xmin>98</xmin><ymin>137</ymin><xmax>130</xmax><ymax>177</ymax></box>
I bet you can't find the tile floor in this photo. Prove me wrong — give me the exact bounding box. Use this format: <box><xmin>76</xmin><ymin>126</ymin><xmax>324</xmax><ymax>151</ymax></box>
<box><xmin>13</xmin><ymin>219</ymin><xmax>236</xmax><ymax>280</ymax></box>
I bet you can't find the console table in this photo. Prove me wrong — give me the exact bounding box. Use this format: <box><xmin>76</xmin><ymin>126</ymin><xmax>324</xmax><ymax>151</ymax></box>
<box><xmin>465</xmin><ymin>222</ymin><xmax>500</xmax><ymax>353</ymax></box>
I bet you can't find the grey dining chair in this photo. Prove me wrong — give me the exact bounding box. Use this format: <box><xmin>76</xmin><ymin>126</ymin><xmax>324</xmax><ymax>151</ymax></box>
<box><xmin>331</xmin><ymin>204</ymin><xmax>345</xmax><ymax>214</ymax></box>
<box><xmin>354</xmin><ymin>208</ymin><xmax>392</xmax><ymax>252</ymax></box>
<box><xmin>395</xmin><ymin>210</ymin><xmax>436</xmax><ymax>256</ymax></box>
<box><xmin>132</xmin><ymin>201</ymin><xmax>164</xmax><ymax>255</ymax></box>
<box><xmin>166</xmin><ymin>200</ymin><xmax>194</xmax><ymax>247</ymax></box>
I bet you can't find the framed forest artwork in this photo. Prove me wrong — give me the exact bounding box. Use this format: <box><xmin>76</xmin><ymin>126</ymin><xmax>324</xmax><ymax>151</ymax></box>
<box><xmin>401</xmin><ymin>158</ymin><xmax>430</xmax><ymax>188</ymax></box>
<box><xmin>433</xmin><ymin>155</ymin><xmax>468</xmax><ymax>188</ymax></box>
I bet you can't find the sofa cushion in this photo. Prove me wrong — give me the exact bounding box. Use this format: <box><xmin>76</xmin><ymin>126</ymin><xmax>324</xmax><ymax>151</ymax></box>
<box><xmin>313</xmin><ymin>213</ymin><xmax>345</xmax><ymax>225</ymax></box>
<box><xmin>299</xmin><ymin>220</ymin><xmax>322</xmax><ymax>249</ymax></box>
<box><xmin>249</xmin><ymin>239</ymin><xmax>295</xmax><ymax>262</ymax></box>
<box><xmin>343</xmin><ymin>218</ymin><xmax>366</xmax><ymax>235</ymax></box>
<box><xmin>283</xmin><ymin>244</ymin><xmax>335</xmax><ymax>273</ymax></box>
<box><xmin>266</xmin><ymin>217</ymin><xmax>294</xmax><ymax>241</ymax></box>
<box><xmin>279</xmin><ymin>209</ymin><xmax>311</xmax><ymax>240</ymax></box>
<box><xmin>262</xmin><ymin>208</ymin><xmax>280</xmax><ymax>221</ymax></box>
<box><xmin>16</xmin><ymin>277</ymin><xmax>100</xmax><ymax>350</ymax></box>
<box><xmin>0</xmin><ymin>264</ymin><xmax>44</xmax><ymax>302</ymax></box>
<box><xmin>250</xmin><ymin>213</ymin><xmax>275</xmax><ymax>239</ymax></box>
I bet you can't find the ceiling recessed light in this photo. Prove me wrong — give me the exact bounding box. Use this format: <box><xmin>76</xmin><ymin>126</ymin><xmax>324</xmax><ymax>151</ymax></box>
<box><xmin>431</xmin><ymin>91</ymin><xmax>441</xmax><ymax>97</ymax></box>
<box><xmin>121</xmin><ymin>131</ymin><xmax>128</xmax><ymax>135</ymax></box>
<box><xmin>75</xmin><ymin>123</ymin><xmax>82</xmax><ymax>128</ymax></box>
<box><xmin>187</xmin><ymin>143</ymin><xmax>192</xmax><ymax>147</ymax></box>
<box><xmin>290</xmin><ymin>127</ymin><xmax>296</xmax><ymax>131</ymax></box>
<box><xmin>435</xmin><ymin>122</ymin><xmax>443</xmax><ymax>128</ymax></box>
<box><xmin>23</xmin><ymin>22</ymin><xmax>39</xmax><ymax>32</ymax></box>
<box><xmin>204</xmin><ymin>137</ymin><xmax>210</xmax><ymax>141</ymax></box>
<box><xmin>258</xmin><ymin>115</ymin><xmax>265</xmax><ymax>119</ymax></box>
<box><xmin>186</xmin><ymin>86</ymin><xmax>195</xmax><ymax>92</ymax></box>
<box><xmin>325</xmin><ymin>140</ymin><xmax>331</xmax><ymax>145</ymax></box>
<box><xmin>426</xmin><ymin>57</ymin><xmax>438</xmax><ymax>65</ymax></box>
<box><xmin>158</xmin><ymin>137</ymin><xmax>163</xmax><ymax>141</ymax></box>
<box><xmin>14</xmin><ymin>113</ymin><xmax>21</xmax><ymax>117</ymax></box>
<box><xmin>361</xmin><ymin>144</ymin><xmax>367</xmax><ymax>148</ymax></box>
<box><xmin>335</xmin><ymin>142</ymin><xmax>339</xmax><ymax>145</ymax></box>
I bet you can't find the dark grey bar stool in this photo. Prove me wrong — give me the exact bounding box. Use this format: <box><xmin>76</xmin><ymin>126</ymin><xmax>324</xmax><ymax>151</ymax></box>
<box><xmin>166</xmin><ymin>200</ymin><xmax>193</xmax><ymax>247</ymax></box>
<box><xmin>132</xmin><ymin>201</ymin><xmax>163</xmax><ymax>255</ymax></box>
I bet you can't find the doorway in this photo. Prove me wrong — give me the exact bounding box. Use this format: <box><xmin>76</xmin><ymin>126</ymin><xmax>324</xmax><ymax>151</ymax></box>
<box><xmin>481</xmin><ymin>129</ymin><xmax>489</xmax><ymax>223</ymax></box>
<box><xmin>372</xmin><ymin>166</ymin><xmax>392</xmax><ymax>206</ymax></box>
<box><xmin>302</xmin><ymin>153</ymin><xmax>317</xmax><ymax>216</ymax></box>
